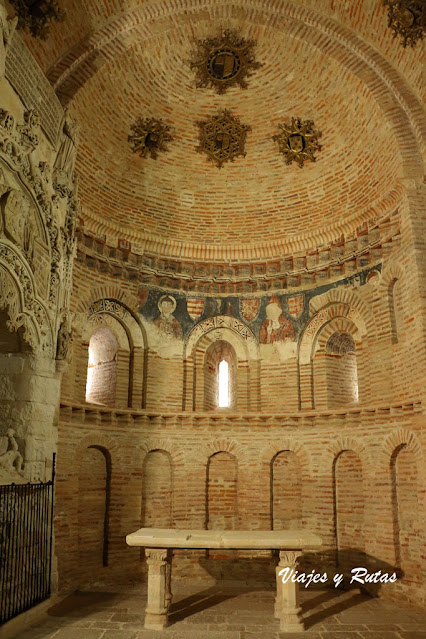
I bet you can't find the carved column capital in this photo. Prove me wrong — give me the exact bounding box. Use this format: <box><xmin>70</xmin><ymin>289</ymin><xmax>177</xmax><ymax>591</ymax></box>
<box><xmin>145</xmin><ymin>548</ymin><xmax>171</xmax><ymax>565</ymax></box>
<box><xmin>279</xmin><ymin>549</ymin><xmax>302</xmax><ymax>568</ymax></box>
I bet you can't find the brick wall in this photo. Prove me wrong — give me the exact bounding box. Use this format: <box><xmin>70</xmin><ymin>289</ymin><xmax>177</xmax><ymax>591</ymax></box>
<box><xmin>334</xmin><ymin>450</ymin><xmax>365</xmax><ymax>575</ymax></box>
<box><xmin>207</xmin><ymin>452</ymin><xmax>238</xmax><ymax>531</ymax></box>
<box><xmin>56</xmin><ymin>403</ymin><xmax>425</xmax><ymax>605</ymax></box>
<box><xmin>141</xmin><ymin>450</ymin><xmax>172</xmax><ymax>528</ymax></box>
<box><xmin>391</xmin><ymin>446</ymin><xmax>422</xmax><ymax>583</ymax></box>
<box><xmin>272</xmin><ymin>451</ymin><xmax>302</xmax><ymax>530</ymax></box>
<box><xmin>77</xmin><ymin>446</ymin><xmax>110</xmax><ymax>586</ymax></box>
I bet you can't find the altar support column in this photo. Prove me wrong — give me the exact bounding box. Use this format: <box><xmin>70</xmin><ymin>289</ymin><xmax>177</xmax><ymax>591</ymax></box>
<box><xmin>275</xmin><ymin>550</ymin><xmax>304</xmax><ymax>632</ymax></box>
<box><xmin>144</xmin><ymin>548</ymin><xmax>173</xmax><ymax>630</ymax></box>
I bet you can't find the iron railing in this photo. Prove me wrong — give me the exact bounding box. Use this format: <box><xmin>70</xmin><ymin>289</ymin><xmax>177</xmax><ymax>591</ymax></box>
<box><xmin>0</xmin><ymin>454</ymin><xmax>55</xmax><ymax>624</ymax></box>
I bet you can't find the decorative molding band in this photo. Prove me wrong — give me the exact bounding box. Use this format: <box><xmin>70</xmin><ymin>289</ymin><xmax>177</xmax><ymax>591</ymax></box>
<box><xmin>75</xmin><ymin>211</ymin><xmax>400</xmax><ymax>294</ymax></box>
<box><xmin>59</xmin><ymin>399</ymin><xmax>423</xmax><ymax>426</ymax></box>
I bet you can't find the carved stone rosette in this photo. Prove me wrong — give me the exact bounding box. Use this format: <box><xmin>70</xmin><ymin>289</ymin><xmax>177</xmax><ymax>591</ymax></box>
<box><xmin>383</xmin><ymin>1</ymin><xmax>425</xmax><ymax>47</ymax></box>
<box><xmin>128</xmin><ymin>117</ymin><xmax>173</xmax><ymax>160</ymax></box>
<box><xmin>191</xmin><ymin>28</ymin><xmax>262</xmax><ymax>94</ymax></box>
<box><xmin>273</xmin><ymin>118</ymin><xmax>322</xmax><ymax>168</ymax></box>
<box><xmin>196</xmin><ymin>109</ymin><xmax>251</xmax><ymax>168</ymax></box>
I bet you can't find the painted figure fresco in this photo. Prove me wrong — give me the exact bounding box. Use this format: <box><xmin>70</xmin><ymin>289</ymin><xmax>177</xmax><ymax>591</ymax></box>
<box><xmin>259</xmin><ymin>295</ymin><xmax>294</xmax><ymax>344</ymax></box>
<box><xmin>153</xmin><ymin>294</ymin><xmax>183</xmax><ymax>339</ymax></box>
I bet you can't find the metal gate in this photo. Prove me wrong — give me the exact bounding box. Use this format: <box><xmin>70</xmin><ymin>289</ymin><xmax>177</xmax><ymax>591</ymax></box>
<box><xmin>0</xmin><ymin>455</ymin><xmax>55</xmax><ymax>624</ymax></box>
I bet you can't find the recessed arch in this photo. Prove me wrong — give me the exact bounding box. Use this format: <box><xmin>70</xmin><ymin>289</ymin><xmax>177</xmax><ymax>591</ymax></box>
<box><xmin>184</xmin><ymin>320</ymin><xmax>260</xmax><ymax>411</ymax></box>
<box><xmin>77</xmin><ymin>444</ymin><xmax>112</xmax><ymax>583</ymax></box>
<box><xmin>86</xmin><ymin>326</ymin><xmax>119</xmax><ymax>406</ymax></box>
<box><xmin>333</xmin><ymin>449</ymin><xmax>365</xmax><ymax>572</ymax></box>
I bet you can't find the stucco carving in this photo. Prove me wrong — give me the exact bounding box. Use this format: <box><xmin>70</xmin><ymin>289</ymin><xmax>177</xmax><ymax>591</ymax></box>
<box><xmin>54</xmin><ymin>113</ymin><xmax>79</xmax><ymax>197</ymax></box>
<box><xmin>0</xmin><ymin>105</ymin><xmax>79</xmax><ymax>311</ymax></box>
<box><xmin>56</xmin><ymin>310</ymin><xmax>72</xmax><ymax>361</ymax></box>
<box><xmin>0</xmin><ymin>247</ymin><xmax>52</xmax><ymax>354</ymax></box>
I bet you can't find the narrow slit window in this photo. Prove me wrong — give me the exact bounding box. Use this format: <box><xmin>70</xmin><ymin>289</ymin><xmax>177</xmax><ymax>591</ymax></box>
<box><xmin>218</xmin><ymin>359</ymin><xmax>229</xmax><ymax>408</ymax></box>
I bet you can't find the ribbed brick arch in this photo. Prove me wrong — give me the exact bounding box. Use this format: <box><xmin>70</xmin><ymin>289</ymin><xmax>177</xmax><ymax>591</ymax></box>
<box><xmin>260</xmin><ymin>439</ymin><xmax>311</xmax><ymax>473</ymax></box>
<box><xmin>76</xmin><ymin>286</ymin><xmax>139</xmax><ymax>316</ymax></box>
<box><xmin>309</xmin><ymin>287</ymin><xmax>374</xmax><ymax>330</ymax></box>
<box><xmin>380</xmin><ymin>428</ymin><xmax>424</xmax><ymax>470</ymax></box>
<box><xmin>316</xmin><ymin>317</ymin><xmax>360</xmax><ymax>351</ymax></box>
<box><xmin>139</xmin><ymin>439</ymin><xmax>185</xmax><ymax>467</ymax></box>
<box><xmin>325</xmin><ymin>436</ymin><xmax>370</xmax><ymax>470</ymax></box>
<box><xmin>378</xmin><ymin>260</ymin><xmax>406</xmax><ymax>293</ymax></box>
<box><xmin>73</xmin><ymin>433</ymin><xmax>119</xmax><ymax>462</ymax></box>
<box><xmin>195</xmin><ymin>438</ymin><xmax>249</xmax><ymax>464</ymax></box>
<box><xmin>299</xmin><ymin>301</ymin><xmax>369</xmax><ymax>366</ymax></box>
<box><xmin>48</xmin><ymin>0</ymin><xmax>424</xmax><ymax>168</ymax></box>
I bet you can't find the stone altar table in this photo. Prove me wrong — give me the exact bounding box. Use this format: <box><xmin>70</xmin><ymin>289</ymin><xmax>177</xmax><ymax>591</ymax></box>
<box><xmin>126</xmin><ymin>528</ymin><xmax>322</xmax><ymax>632</ymax></box>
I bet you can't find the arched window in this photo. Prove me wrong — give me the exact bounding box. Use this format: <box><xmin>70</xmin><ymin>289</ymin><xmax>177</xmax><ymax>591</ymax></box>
<box><xmin>204</xmin><ymin>340</ymin><xmax>236</xmax><ymax>410</ymax></box>
<box><xmin>86</xmin><ymin>327</ymin><xmax>118</xmax><ymax>405</ymax></box>
<box><xmin>218</xmin><ymin>359</ymin><xmax>229</xmax><ymax>407</ymax></box>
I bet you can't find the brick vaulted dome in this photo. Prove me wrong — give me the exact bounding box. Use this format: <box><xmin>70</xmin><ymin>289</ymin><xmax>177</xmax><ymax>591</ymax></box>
<box><xmin>22</xmin><ymin>0</ymin><xmax>424</xmax><ymax>261</ymax></box>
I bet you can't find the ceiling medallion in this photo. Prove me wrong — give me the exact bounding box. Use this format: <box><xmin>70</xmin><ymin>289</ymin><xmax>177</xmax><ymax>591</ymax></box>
<box><xmin>128</xmin><ymin>117</ymin><xmax>173</xmax><ymax>159</ymax></box>
<box><xmin>190</xmin><ymin>29</ymin><xmax>262</xmax><ymax>94</ymax></box>
<box><xmin>196</xmin><ymin>109</ymin><xmax>251</xmax><ymax>168</ymax></box>
<box><xmin>273</xmin><ymin>118</ymin><xmax>322</xmax><ymax>168</ymax></box>
<box><xmin>383</xmin><ymin>1</ymin><xmax>425</xmax><ymax>47</ymax></box>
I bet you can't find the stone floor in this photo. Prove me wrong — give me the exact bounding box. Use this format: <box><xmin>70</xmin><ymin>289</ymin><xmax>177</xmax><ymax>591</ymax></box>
<box><xmin>14</xmin><ymin>583</ymin><xmax>426</xmax><ymax>639</ymax></box>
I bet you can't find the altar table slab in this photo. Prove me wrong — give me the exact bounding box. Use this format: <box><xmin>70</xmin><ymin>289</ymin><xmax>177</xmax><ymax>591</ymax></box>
<box><xmin>126</xmin><ymin>528</ymin><xmax>322</xmax><ymax>632</ymax></box>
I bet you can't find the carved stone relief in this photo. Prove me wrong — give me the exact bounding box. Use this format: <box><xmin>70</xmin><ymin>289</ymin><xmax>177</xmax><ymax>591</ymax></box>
<box><xmin>53</xmin><ymin>113</ymin><xmax>79</xmax><ymax>198</ymax></box>
<box><xmin>0</xmin><ymin>428</ymin><xmax>24</xmax><ymax>477</ymax></box>
<box><xmin>0</xmin><ymin>105</ymin><xmax>80</xmax><ymax>311</ymax></box>
<box><xmin>56</xmin><ymin>310</ymin><xmax>72</xmax><ymax>361</ymax></box>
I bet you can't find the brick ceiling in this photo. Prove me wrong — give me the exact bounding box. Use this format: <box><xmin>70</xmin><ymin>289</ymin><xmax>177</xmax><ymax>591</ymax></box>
<box><xmin>20</xmin><ymin>0</ymin><xmax>424</xmax><ymax>261</ymax></box>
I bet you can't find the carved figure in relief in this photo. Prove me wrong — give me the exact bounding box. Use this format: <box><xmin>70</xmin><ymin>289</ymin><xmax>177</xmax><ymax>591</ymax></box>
<box><xmin>1</xmin><ymin>189</ymin><xmax>25</xmax><ymax>243</ymax></box>
<box><xmin>259</xmin><ymin>295</ymin><xmax>294</xmax><ymax>344</ymax></box>
<box><xmin>17</xmin><ymin>110</ymin><xmax>40</xmax><ymax>150</ymax></box>
<box><xmin>56</xmin><ymin>312</ymin><xmax>72</xmax><ymax>360</ymax></box>
<box><xmin>0</xmin><ymin>428</ymin><xmax>24</xmax><ymax>474</ymax></box>
<box><xmin>153</xmin><ymin>295</ymin><xmax>182</xmax><ymax>339</ymax></box>
<box><xmin>53</xmin><ymin>112</ymin><xmax>79</xmax><ymax>196</ymax></box>
<box><xmin>0</xmin><ymin>188</ymin><xmax>36</xmax><ymax>261</ymax></box>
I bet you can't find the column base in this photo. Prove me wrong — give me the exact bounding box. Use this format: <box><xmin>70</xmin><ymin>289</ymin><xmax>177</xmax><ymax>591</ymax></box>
<box><xmin>144</xmin><ymin>611</ymin><xmax>169</xmax><ymax>630</ymax></box>
<box><xmin>280</xmin><ymin>605</ymin><xmax>304</xmax><ymax>632</ymax></box>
